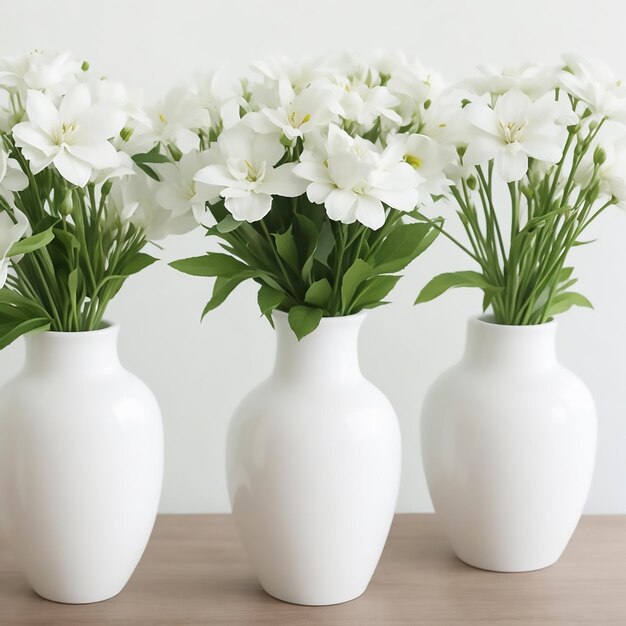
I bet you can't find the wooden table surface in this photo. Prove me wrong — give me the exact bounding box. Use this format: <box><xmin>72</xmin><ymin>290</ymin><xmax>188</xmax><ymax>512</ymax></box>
<box><xmin>0</xmin><ymin>514</ymin><xmax>625</xmax><ymax>625</ymax></box>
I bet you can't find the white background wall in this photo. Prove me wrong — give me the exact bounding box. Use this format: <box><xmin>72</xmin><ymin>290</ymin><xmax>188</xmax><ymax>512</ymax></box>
<box><xmin>1</xmin><ymin>0</ymin><xmax>625</xmax><ymax>513</ymax></box>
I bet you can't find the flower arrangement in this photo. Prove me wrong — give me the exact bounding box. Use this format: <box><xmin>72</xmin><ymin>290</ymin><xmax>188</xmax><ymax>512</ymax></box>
<box><xmin>164</xmin><ymin>54</ymin><xmax>454</xmax><ymax>338</ymax></box>
<box><xmin>415</xmin><ymin>55</ymin><xmax>626</xmax><ymax>324</ymax></box>
<box><xmin>0</xmin><ymin>50</ymin><xmax>191</xmax><ymax>347</ymax></box>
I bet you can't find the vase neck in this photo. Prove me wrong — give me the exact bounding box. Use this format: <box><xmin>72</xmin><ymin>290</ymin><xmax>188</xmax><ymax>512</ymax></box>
<box><xmin>271</xmin><ymin>312</ymin><xmax>365</xmax><ymax>381</ymax></box>
<box><xmin>463</xmin><ymin>316</ymin><xmax>558</xmax><ymax>371</ymax></box>
<box><xmin>23</xmin><ymin>325</ymin><xmax>121</xmax><ymax>376</ymax></box>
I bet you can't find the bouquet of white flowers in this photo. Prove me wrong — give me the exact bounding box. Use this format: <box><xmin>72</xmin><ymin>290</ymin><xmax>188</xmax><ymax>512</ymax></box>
<box><xmin>415</xmin><ymin>55</ymin><xmax>626</xmax><ymax>324</ymax></box>
<box><xmin>162</xmin><ymin>53</ymin><xmax>458</xmax><ymax>338</ymax></box>
<box><xmin>0</xmin><ymin>50</ymin><xmax>191</xmax><ymax>346</ymax></box>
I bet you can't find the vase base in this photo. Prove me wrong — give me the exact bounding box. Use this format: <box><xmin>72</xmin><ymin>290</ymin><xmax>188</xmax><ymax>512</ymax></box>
<box><xmin>262</xmin><ymin>584</ymin><xmax>368</xmax><ymax>606</ymax></box>
<box><xmin>455</xmin><ymin>552</ymin><xmax>561</xmax><ymax>573</ymax></box>
<box><xmin>33</xmin><ymin>584</ymin><xmax>125</xmax><ymax>605</ymax></box>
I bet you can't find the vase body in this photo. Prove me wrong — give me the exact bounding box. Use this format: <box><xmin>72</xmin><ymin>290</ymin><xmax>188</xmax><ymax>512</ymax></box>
<box><xmin>0</xmin><ymin>325</ymin><xmax>163</xmax><ymax>603</ymax></box>
<box><xmin>226</xmin><ymin>312</ymin><xmax>401</xmax><ymax>605</ymax></box>
<box><xmin>421</xmin><ymin>316</ymin><xmax>596</xmax><ymax>572</ymax></box>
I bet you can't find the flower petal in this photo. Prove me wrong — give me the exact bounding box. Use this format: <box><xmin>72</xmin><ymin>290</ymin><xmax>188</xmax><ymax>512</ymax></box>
<box><xmin>53</xmin><ymin>149</ymin><xmax>92</xmax><ymax>187</ymax></box>
<box><xmin>496</xmin><ymin>146</ymin><xmax>528</xmax><ymax>182</ymax></box>
<box><xmin>225</xmin><ymin>192</ymin><xmax>272</xmax><ymax>222</ymax></box>
<box><xmin>67</xmin><ymin>141</ymin><xmax>120</xmax><ymax>170</ymax></box>
<box><xmin>355</xmin><ymin>195</ymin><xmax>385</xmax><ymax>229</ymax></box>
<box><xmin>260</xmin><ymin>163</ymin><xmax>308</xmax><ymax>197</ymax></box>
<box><xmin>324</xmin><ymin>188</ymin><xmax>357</xmax><ymax>223</ymax></box>
<box><xmin>25</xmin><ymin>90</ymin><xmax>60</xmax><ymax>136</ymax></box>
<box><xmin>59</xmin><ymin>83</ymin><xmax>91</xmax><ymax>123</ymax></box>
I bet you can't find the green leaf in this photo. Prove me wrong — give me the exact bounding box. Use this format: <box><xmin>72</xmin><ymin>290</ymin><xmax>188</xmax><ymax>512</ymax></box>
<box><xmin>288</xmin><ymin>305</ymin><xmax>324</xmax><ymax>341</ymax></box>
<box><xmin>273</xmin><ymin>227</ymin><xmax>299</xmax><ymax>271</ymax></box>
<box><xmin>134</xmin><ymin>162</ymin><xmax>160</xmax><ymax>181</ymax></box>
<box><xmin>304</xmin><ymin>278</ymin><xmax>332</xmax><ymax>309</ymax></box>
<box><xmin>257</xmin><ymin>283</ymin><xmax>285</xmax><ymax>321</ymax></box>
<box><xmin>373</xmin><ymin>222</ymin><xmax>438</xmax><ymax>274</ymax></box>
<box><xmin>0</xmin><ymin>317</ymin><xmax>50</xmax><ymax>350</ymax></box>
<box><xmin>0</xmin><ymin>288</ymin><xmax>50</xmax><ymax>318</ymax></box>
<box><xmin>202</xmin><ymin>275</ymin><xmax>248</xmax><ymax>319</ymax></box>
<box><xmin>216</xmin><ymin>215</ymin><xmax>243</xmax><ymax>234</ymax></box>
<box><xmin>341</xmin><ymin>259</ymin><xmax>373</xmax><ymax>311</ymax></box>
<box><xmin>7</xmin><ymin>227</ymin><xmax>54</xmax><ymax>257</ymax></box>
<box><xmin>295</xmin><ymin>213</ymin><xmax>319</xmax><ymax>281</ymax></box>
<box><xmin>558</xmin><ymin>266</ymin><xmax>575</xmax><ymax>283</ymax></box>
<box><xmin>0</xmin><ymin>289</ymin><xmax>51</xmax><ymax>349</ymax></box>
<box><xmin>131</xmin><ymin>145</ymin><xmax>171</xmax><ymax>164</ymax></box>
<box><xmin>170</xmin><ymin>253</ymin><xmax>248</xmax><ymax>277</ymax></box>
<box><xmin>313</xmin><ymin>221</ymin><xmax>335</xmax><ymax>268</ymax></box>
<box><xmin>68</xmin><ymin>268</ymin><xmax>79</xmax><ymax>300</ymax></box>
<box><xmin>351</xmin><ymin>275</ymin><xmax>401</xmax><ymax>311</ymax></box>
<box><xmin>544</xmin><ymin>292</ymin><xmax>593</xmax><ymax>318</ymax></box>
<box><xmin>415</xmin><ymin>271</ymin><xmax>500</xmax><ymax>304</ymax></box>
<box><xmin>119</xmin><ymin>252</ymin><xmax>158</xmax><ymax>276</ymax></box>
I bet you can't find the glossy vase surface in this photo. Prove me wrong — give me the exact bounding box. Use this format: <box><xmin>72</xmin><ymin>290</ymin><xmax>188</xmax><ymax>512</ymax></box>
<box><xmin>227</xmin><ymin>312</ymin><xmax>401</xmax><ymax>605</ymax></box>
<box><xmin>0</xmin><ymin>325</ymin><xmax>163</xmax><ymax>603</ymax></box>
<box><xmin>421</xmin><ymin>316</ymin><xmax>596</xmax><ymax>572</ymax></box>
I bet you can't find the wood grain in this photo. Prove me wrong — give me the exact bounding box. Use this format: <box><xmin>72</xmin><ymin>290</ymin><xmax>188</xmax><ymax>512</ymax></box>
<box><xmin>0</xmin><ymin>514</ymin><xmax>625</xmax><ymax>625</ymax></box>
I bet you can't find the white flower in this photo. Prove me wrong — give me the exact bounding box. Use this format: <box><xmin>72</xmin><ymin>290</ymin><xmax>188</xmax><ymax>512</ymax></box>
<box><xmin>107</xmin><ymin>172</ymin><xmax>196</xmax><ymax>240</ymax></box>
<box><xmin>251</xmin><ymin>55</ymin><xmax>336</xmax><ymax>92</ymax></box>
<box><xmin>245</xmin><ymin>79</ymin><xmax>343</xmax><ymax>141</ymax></box>
<box><xmin>0</xmin><ymin>148</ymin><xmax>28</xmax><ymax>198</ymax></box>
<box><xmin>148</xmin><ymin>85</ymin><xmax>211</xmax><ymax>153</ymax></box>
<box><xmin>156</xmin><ymin>150</ymin><xmax>216</xmax><ymax>223</ymax></box>
<box><xmin>193</xmin><ymin>124</ymin><xmax>306</xmax><ymax>222</ymax></box>
<box><xmin>560</xmin><ymin>54</ymin><xmax>626</xmax><ymax>122</ymax></box>
<box><xmin>339</xmin><ymin>77</ymin><xmax>401</xmax><ymax>129</ymax></box>
<box><xmin>13</xmin><ymin>84</ymin><xmax>125</xmax><ymax>186</ymax></box>
<box><xmin>0</xmin><ymin>209</ymin><xmax>30</xmax><ymax>288</ymax></box>
<box><xmin>386</xmin><ymin>56</ymin><xmax>446</xmax><ymax>126</ymax></box>
<box><xmin>194</xmin><ymin>68</ymin><xmax>245</xmax><ymax>131</ymax></box>
<box><xmin>463</xmin><ymin>89</ymin><xmax>576</xmax><ymax>182</ymax></box>
<box><xmin>395</xmin><ymin>133</ymin><xmax>454</xmax><ymax>196</ymax></box>
<box><xmin>0</xmin><ymin>50</ymin><xmax>82</xmax><ymax>97</ymax></box>
<box><xmin>466</xmin><ymin>63</ymin><xmax>560</xmax><ymax>98</ymax></box>
<box><xmin>576</xmin><ymin>138</ymin><xmax>626</xmax><ymax>208</ymax></box>
<box><xmin>294</xmin><ymin>125</ymin><xmax>419</xmax><ymax>229</ymax></box>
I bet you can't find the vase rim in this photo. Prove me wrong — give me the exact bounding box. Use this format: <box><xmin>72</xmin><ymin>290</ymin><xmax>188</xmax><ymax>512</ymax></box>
<box><xmin>35</xmin><ymin>320</ymin><xmax>118</xmax><ymax>338</ymax></box>
<box><xmin>272</xmin><ymin>310</ymin><xmax>367</xmax><ymax>325</ymax></box>
<box><xmin>471</xmin><ymin>314</ymin><xmax>556</xmax><ymax>330</ymax></box>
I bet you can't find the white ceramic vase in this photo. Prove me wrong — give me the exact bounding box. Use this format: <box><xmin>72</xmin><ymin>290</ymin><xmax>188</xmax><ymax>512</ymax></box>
<box><xmin>421</xmin><ymin>316</ymin><xmax>596</xmax><ymax>572</ymax></box>
<box><xmin>226</xmin><ymin>311</ymin><xmax>401</xmax><ymax>606</ymax></box>
<box><xmin>0</xmin><ymin>324</ymin><xmax>163</xmax><ymax>603</ymax></box>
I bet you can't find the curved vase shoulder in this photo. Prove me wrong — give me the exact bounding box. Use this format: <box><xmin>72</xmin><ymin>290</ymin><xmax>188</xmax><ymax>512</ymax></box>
<box><xmin>0</xmin><ymin>324</ymin><xmax>163</xmax><ymax>603</ymax></box>
<box><xmin>227</xmin><ymin>312</ymin><xmax>401</xmax><ymax>605</ymax></box>
<box><xmin>421</xmin><ymin>316</ymin><xmax>596</xmax><ymax>572</ymax></box>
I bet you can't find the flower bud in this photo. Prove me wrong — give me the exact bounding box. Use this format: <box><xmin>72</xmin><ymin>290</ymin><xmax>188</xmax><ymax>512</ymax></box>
<box><xmin>168</xmin><ymin>143</ymin><xmax>183</xmax><ymax>162</ymax></box>
<box><xmin>279</xmin><ymin>132</ymin><xmax>294</xmax><ymax>148</ymax></box>
<box><xmin>586</xmin><ymin>182</ymin><xmax>600</xmax><ymax>204</ymax></box>
<box><xmin>593</xmin><ymin>145</ymin><xmax>607</xmax><ymax>166</ymax></box>
<box><xmin>466</xmin><ymin>175</ymin><xmax>477</xmax><ymax>190</ymax></box>
<box><xmin>119</xmin><ymin>126</ymin><xmax>134</xmax><ymax>142</ymax></box>
<box><xmin>423</xmin><ymin>99</ymin><xmax>431</xmax><ymax>110</ymax></box>
<box><xmin>100</xmin><ymin>180</ymin><xmax>113</xmax><ymax>199</ymax></box>
<box><xmin>59</xmin><ymin>189</ymin><xmax>74</xmax><ymax>216</ymax></box>
<box><xmin>521</xmin><ymin>185</ymin><xmax>534</xmax><ymax>200</ymax></box>
<box><xmin>589</xmin><ymin>120</ymin><xmax>598</xmax><ymax>131</ymax></box>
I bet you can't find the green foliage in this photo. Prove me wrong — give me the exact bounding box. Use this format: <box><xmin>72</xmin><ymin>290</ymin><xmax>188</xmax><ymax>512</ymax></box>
<box><xmin>171</xmin><ymin>195</ymin><xmax>439</xmax><ymax>339</ymax></box>
<box><xmin>0</xmin><ymin>137</ymin><xmax>157</xmax><ymax>348</ymax></box>
<box><xmin>414</xmin><ymin>115</ymin><xmax>612</xmax><ymax>324</ymax></box>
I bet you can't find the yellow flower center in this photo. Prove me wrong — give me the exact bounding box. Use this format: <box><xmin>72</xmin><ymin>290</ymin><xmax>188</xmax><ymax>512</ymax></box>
<box><xmin>405</xmin><ymin>154</ymin><xmax>423</xmax><ymax>169</ymax></box>
<box><xmin>499</xmin><ymin>120</ymin><xmax>527</xmax><ymax>144</ymax></box>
